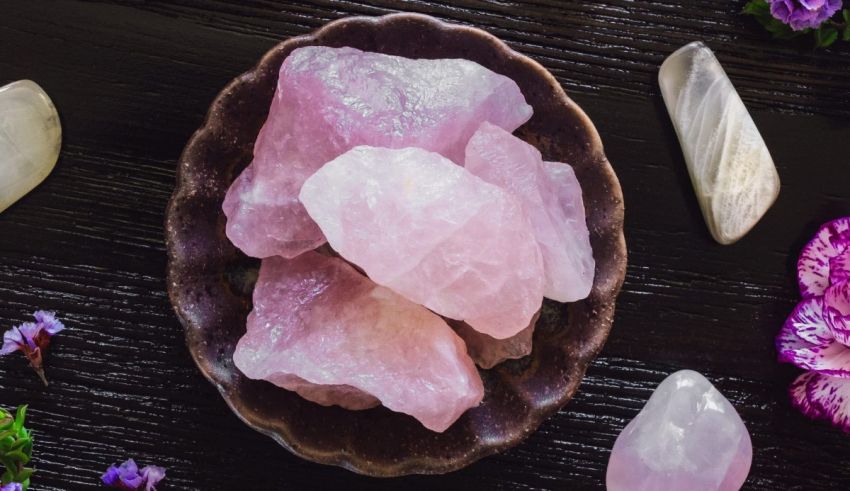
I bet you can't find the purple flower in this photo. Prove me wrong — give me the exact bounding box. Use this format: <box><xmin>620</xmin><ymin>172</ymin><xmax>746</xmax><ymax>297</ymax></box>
<box><xmin>0</xmin><ymin>484</ymin><xmax>23</xmax><ymax>491</ymax></box>
<box><xmin>778</xmin><ymin>217</ymin><xmax>850</xmax><ymax>433</ymax></box>
<box><xmin>768</xmin><ymin>0</ymin><xmax>843</xmax><ymax>30</ymax></box>
<box><xmin>102</xmin><ymin>459</ymin><xmax>166</xmax><ymax>491</ymax></box>
<box><xmin>1</xmin><ymin>311</ymin><xmax>66</xmax><ymax>385</ymax></box>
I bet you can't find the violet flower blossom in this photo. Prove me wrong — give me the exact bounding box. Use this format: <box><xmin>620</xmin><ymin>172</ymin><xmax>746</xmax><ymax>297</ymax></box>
<box><xmin>0</xmin><ymin>483</ymin><xmax>23</xmax><ymax>491</ymax></box>
<box><xmin>777</xmin><ymin>217</ymin><xmax>850</xmax><ymax>432</ymax></box>
<box><xmin>768</xmin><ymin>0</ymin><xmax>843</xmax><ymax>30</ymax></box>
<box><xmin>0</xmin><ymin>311</ymin><xmax>65</xmax><ymax>385</ymax></box>
<box><xmin>102</xmin><ymin>459</ymin><xmax>165</xmax><ymax>491</ymax></box>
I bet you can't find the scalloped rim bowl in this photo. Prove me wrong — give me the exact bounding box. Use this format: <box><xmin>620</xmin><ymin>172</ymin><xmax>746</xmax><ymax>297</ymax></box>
<box><xmin>165</xmin><ymin>13</ymin><xmax>626</xmax><ymax>477</ymax></box>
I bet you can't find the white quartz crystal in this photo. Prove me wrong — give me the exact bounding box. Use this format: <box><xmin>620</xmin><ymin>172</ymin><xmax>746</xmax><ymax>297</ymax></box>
<box><xmin>659</xmin><ymin>42</ymin><xmax>779</xmax><ymax>245</ymax></box>
<box><xmin>0</xmin><ymin>80</ymin><xmax>61</xmax><ymax>213</ymax></box>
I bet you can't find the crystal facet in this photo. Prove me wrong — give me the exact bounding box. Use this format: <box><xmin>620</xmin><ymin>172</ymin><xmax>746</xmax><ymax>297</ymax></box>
<box><xmin>606</xmin><ymin>370</ymin><xmax>753</xmax><ymax>491</ymax></box>
<box><xmin>659</xmin><ymin>42</ymin><xmax>779</xmax><ymax>245</ymax></box>
<box><xmin>223</xmin><ymin>46</ymin><xmax>533</xmax><ymax>259</ymax></box>
<box><xmin>232</xmin><ymin>251</ymin><xmax>484</xmax><ymax>432</ymax></box>
<box><xmin>449</xmin><ymin>311</ymin><xmax>538</xmax><ymax>369</ymax></box>
<box><xmin>0</xmin><ymin>80</ymin><xmax>61</xmax><ymax>213</ymax></box>
<box><xmin>299</xmin><ymin>146</ymin><xmax>544</xmax><ymax>339</ymax></box>
<box><xmin>464</xmin><ymin>122</ymin><xmax>595</xmax><ymax>301</ymax></box>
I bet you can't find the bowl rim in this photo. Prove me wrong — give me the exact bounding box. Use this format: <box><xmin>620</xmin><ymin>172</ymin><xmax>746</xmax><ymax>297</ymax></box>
<box><xmin>165</xmin><ymin>12</ymin><xmax>627</xmax><ymax>476</ymax></box>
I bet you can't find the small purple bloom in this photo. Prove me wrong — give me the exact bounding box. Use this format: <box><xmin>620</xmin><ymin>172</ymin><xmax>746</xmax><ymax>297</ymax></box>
<box><xmin>1</xmin><ymin>311</ymin><xmax>66</xmax><ymax>385</ymax></box>
<box><xmin>33</xmin><ymin>310</ymin><xmax>66</xmax><ymax>336</ymax></box>
<box><xmin>768</xmin><ymin>0</ymin><xmax>843</xmax><ymax>30</ymax></box>
<box><xmin>102</xmin><ymin>459</ymin><xmax>165</xmax><ymax>491</ymax></box>
<box><xmin>0</xmin><ymin>484</ymin><xmax>23</xmax><ymax>491</ymax></box>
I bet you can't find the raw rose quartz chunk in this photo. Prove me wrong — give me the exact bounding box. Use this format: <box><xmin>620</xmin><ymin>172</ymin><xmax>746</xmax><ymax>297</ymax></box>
<box><xmin>464</xmin><ymin>122</ymin><xmax>594</xmax><ymax>302</ymax></box>
<box><xmin>449</xmin><ymin>311</ymin><xmax>539</xmax><ymax>369</ymax></box>
<box><xmin>606</xmin><ymin>370</ymin><xmax>752</xmax><ymax>491</ymax></box>
<box><xmin>299</xmin><ymin>146</ymin><xmax>544</xmax><ymax>339</ymax></box>
<box><xmin>233</xmin><ymin>251</ymin><xmax>484</xmax><ymax>432</ymax></box>
<box><xmin>223</xmin><ymin>46</ymin><xmax>533</xmax><ymax>259</ymax></box>
<box><xmin>273</xmin><ymin>374</ymin><xmax>379</xmax><ymax>410</ymax></box>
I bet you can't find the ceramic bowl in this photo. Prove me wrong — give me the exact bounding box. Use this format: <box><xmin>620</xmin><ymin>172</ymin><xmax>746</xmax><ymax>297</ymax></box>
<box><xmin>165</xmin><ymin>12</ymin><xmax>626</xmax><ymax>476</ymax></box>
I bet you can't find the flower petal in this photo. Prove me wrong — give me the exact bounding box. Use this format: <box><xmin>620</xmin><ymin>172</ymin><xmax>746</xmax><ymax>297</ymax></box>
<box><xmin>15</xmin><ymin>322</ymin><xmax>40</xmax><ymax>351</ymax></box>
<box><xmin>102</xmin><ymin>465</ymin><xmax>122</xmax><ymax>486</ymax></box>
<box><xmin>825</xmin><ymin>281</ymin><xmax>850</xmax><ymax>315</ymax></box>
<box><xmin>0</xmin><ymin>327</ymin><xmax>24</xmax><ymax>355</ymax></box>
<box><xmin>825</xmin><ymin>308</ymin><xmax>850</xmax><ymax>347</ymax></box>
<box><xmin>140</xmin><ymin>465</ymin><xmax>166</xmax><ymax>491</ymax></box>
<box><xmin>782</xmin><ymin>296</ymin><xmax>832</xmax><ymax>345</ymax></box>
<box><xmin>824</xmin><ymin>282</ymin><xmax>850</xmax><ymax>346</ymax></box>
<box><xmin>790</xmin><ymin>371</ymin><xmax>824</xmax><ymax>419</ymax></box>
<box><xmin>806</xmin><ymin>372</ymin><xmax>850</xmax><ymax>433</ymax></box>
<box><xmin>33</xmin><ymin>310</ymin><xmax>65</xmax><ymax>335</ymax></box>
<box><xmin>830</xmin><ymin>249</ymin><xmax>850</xmax><ymax>286</ymax></box>
<box><xmin>798</xmin><ymin>217</ymin><xmax>850</xmax><ymax>298</ymax></box>
<box><xmin>769</xmin><ymin>0</ymin><xmax>794</xmax><ymax>23</ymax></box>
<box><xmin>777</xmin><ymin>319</ymin><xmax>850</xmax><ymax>376</ymax></box>
<box><xmin>799</xmin><ymin>0</ymin><xmax>826</xmax><ymax>10</ymax></box>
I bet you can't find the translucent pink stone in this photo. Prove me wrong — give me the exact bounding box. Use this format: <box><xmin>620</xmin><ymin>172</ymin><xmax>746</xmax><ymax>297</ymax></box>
<box><xmin>449</xmin><ymin>312</ymin><xmax>538</xmax><ymax>369</ymax></box>
<box><xmin>232</xmin><ymin>251</ymin><xmax>484</xmax><ymax>432</ymax></box>
<box><xmin>607</xmin><ymin>370</ymin><xmax>752</xmax><ymax>491</ymax></box>
<box><xmin>270</xmin><ymin>374</ymin><xmax>379</xmax><ymax>411</ymax></box>
<box><xmin>464</xmin><ymin>122</ymin><xmax>594</xmax><ymax>302</ymax></box>
<box><xmin>222</xmin><ymin>46</ymin><xmax>533</xmax><ymax>259</ymax></box>
<box><xmin>299</xmin><ymin>146</ymin><xmax>544</xmax><ymax>339</ymax></box>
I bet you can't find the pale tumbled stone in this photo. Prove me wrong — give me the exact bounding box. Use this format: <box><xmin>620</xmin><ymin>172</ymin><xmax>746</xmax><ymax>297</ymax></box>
<box><xmin>0</xmin><ymin>80</ymin><xmax>61</xmax><ymax>213</ymax></box>
<box><xmin>233</xmin><ymin>251</ymin><xmax>484</xmax><ymax>432</ymax></box>
<box><xmin>300</xmin><ymin>146</ymin><xmax>544</xmax><ymax>340</ymax></box>
<box><xmin>223</xmin><ymin>46</ymin><xmax>532</xmax><ymax>259</ymax></box>
<box><xmin>659</xmin><ymin>42</ymin><xmax>779</xmax><ymax>245</ymax></box>
<box><xmin>606</xmin><ymin>370</ymin><xmax>753</xmax><ymax>491</ymax></box>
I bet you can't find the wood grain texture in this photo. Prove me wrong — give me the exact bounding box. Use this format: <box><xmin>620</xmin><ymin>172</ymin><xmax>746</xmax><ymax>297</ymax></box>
<box><xmin>1</xmin><ymin>0</ymin><xmax>849</xmax><ymax>489</ymax></box>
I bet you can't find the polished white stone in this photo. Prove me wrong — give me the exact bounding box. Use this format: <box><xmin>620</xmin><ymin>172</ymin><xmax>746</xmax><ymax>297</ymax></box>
<box><xmin>0</xmin><ymin>80</ymin><xmax>61</xmax><ymax>213</ymax></box>
<box><xmin>659</xmin><ymin>42</ymin><xmax>779</xmax><ymax>245</ymax></box>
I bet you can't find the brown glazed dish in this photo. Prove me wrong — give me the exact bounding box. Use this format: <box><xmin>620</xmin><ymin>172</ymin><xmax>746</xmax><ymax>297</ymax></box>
<box><xmin>165</xmin><ymin>13</ymin><xmax>627</xmax><ymax>477</ymax></box>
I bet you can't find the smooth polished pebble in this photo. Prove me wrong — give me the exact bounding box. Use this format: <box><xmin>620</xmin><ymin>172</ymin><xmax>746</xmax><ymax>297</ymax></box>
<box><xmin>606</xmin><ymin>370</ymin><xmax>752</xmax><ymax>491</ymax></box>
<box><xmin>659</xmin><ymin>42</ymin><xmax>779</xmax><ymax>245</ymax></box>
<box><xmin>0</xmin><ymin>80</ymin><xmax>61</xmax><ymax>213</ymax></box>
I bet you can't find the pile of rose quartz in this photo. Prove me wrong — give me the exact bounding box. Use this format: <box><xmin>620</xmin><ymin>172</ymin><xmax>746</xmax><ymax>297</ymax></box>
<box><xmin>225</xmin><ymin>46</ymin><xmax>595</xmax><ymax>432</ymax></box>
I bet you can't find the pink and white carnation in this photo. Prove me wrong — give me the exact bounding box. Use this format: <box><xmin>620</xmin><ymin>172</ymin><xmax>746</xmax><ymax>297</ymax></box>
<box><xmin>777</xmin><ymin>217</ymin><xmax>850</xmax><ymax>432</ymax></box>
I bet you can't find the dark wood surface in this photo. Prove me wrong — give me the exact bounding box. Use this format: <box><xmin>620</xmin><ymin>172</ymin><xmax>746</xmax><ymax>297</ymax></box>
<box><xmin>1</xmin><ymin>1</ymin><xmax>849</xmax><ymax>489</ymax></box>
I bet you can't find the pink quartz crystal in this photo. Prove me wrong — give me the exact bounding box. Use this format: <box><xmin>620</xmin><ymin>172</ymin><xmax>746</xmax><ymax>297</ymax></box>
<box><xmin>222</xmin><ymin>46</ymin><xmax>533</xmax><ymax>259</ymax></box>
<box><xmin>299</xmin><ymin>146</ymin><xmax>544</xmax><ymax>340</ymax></box>
<box><xmin>606</xmin><ymin>370</ymin><xmax>753</xmax><ymax>491</ymax></box>
<box><xmin>233</xmin><ymin>251</ymin><xmax>484</xmax><ymax>432</ymax></box>
<box><xmin>271</xmin><ymin>374</ymin><xmax>380</xmax><ymax>411</ymax></box>
<box><xmin>464</xmin><ymin>122</ymin><xmax>594</xmax><ymax>302</ymax></box>
<box><xmin>449</xmin><ymin>311</ymin><xmax>538</xmax><ymax>369</ymax></box>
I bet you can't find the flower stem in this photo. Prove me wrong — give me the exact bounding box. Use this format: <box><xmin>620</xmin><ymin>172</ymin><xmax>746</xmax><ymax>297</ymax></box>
<box><xmin>30</xmin><ymin>363</ymin><xmax>48</xmax><ymax>387</ymax></box>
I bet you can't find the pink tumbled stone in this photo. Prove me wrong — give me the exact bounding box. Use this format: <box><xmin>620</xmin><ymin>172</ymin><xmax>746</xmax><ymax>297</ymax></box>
<box><xmin>465</xmin><ymin>122</ymin><xmax>595</xmax><ymax>302</ymax></box>
<box><xmin>233</xmin><ymin>251</ymin><xmax>484</xmax><ymax>432</ymax></box>
<box><xmin>299</xmin><ymin>146</ymin><xmax>544</xmax><ymax>340</ymax></box>
<box><xmin>606</xmin><ymin>370</ymin><xmax>753</xmax><ymax>491</ymax></box>
<box><xmin>222</xmin><ymin>46</ymin><xmax>533</xmax><ymax>259</ymax></box>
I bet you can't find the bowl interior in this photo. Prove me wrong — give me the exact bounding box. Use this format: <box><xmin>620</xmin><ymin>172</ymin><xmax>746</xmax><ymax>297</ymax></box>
<box><xmin>165</xmin><ymin>13</ymin><xmax>626</xmax><ymax>477</ymax></box>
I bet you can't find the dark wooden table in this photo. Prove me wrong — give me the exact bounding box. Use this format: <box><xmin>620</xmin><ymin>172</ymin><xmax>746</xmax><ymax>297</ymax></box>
<box><xmin>2</xmin><ymin>1</ymin><xmax>850</xmax><ymax>489</ymax></box>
